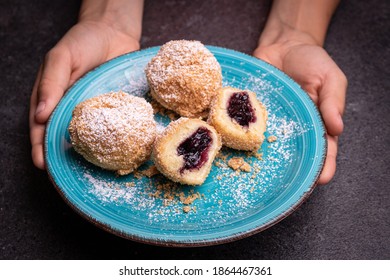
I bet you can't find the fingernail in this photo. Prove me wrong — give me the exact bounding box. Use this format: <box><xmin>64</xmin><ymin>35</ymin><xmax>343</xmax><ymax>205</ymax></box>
<box><xmin>35</xmin><ymin>101</ymin><xmax>45</xmax><ymax>115</ymax></box>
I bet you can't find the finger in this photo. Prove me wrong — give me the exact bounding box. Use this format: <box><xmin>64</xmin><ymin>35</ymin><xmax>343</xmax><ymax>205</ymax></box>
<box><xmin>317</xmin><ymin>135</ymin><xmax>338</xmax><ymax>185</ymax></box>
<box><xmin>30</xmin><ymin>64</ymin><xmax>42</xmax><ymax>123</ymax></box>
<box><xmin>30</xmin><ymin>123</ymin><xmax>46</xmax><ymax>170</ymax></box>
<box><xmin>30</xmin><ymin>65</ymin><xmax>46</xmax><ymax>169</ymax></box>
<box><xmin>35</xmin><ymin>46</ymin><xmax>72</xmax><ymax>124</ymax></box>
<box><xmin>318</xmin><ymin>69</ymin><xmax>347</xmax><ymax>136</ymax></box>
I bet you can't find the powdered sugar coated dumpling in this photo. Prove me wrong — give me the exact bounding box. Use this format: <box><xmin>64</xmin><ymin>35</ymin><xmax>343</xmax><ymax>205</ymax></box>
<box><xmin>68</xmin><ymin>91</ymin><xmax>156</xmax><ymax>175</ymax></box>
<box><xmin>145</xmin><ymin>40</ymin><xmax>222</xmax><ymax>118</ymax></box>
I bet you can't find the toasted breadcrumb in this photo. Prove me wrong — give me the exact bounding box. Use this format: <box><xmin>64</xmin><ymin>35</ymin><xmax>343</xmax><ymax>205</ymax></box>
<box><xmin>140</xmin><ymin>165</ymin><xmax>160</xmax><ymax>177</ymax></box>
<box><xmin>267</xmin><ymin>135</ymin><xmax>278</xmax><ymax>143</ymax></box>
<box><xmin>151</xmin><ymin>100</ymin><xmax>178</xmax><ymax>121</ymax></box>
<box><xmin>240</xmin><ymin>162</ymin><xmax>252</xmax><ymax>172</ymax></box>
<box><xmin>253</xmin><ymin>152</ymin><xmax>263</xmax><ymax>160</ymax></box>
<box><xmin>133</xmin><ymin>171</ymin><xmax>143</xmax><ymax>179</ymax></box>
<box><xmin>147</xmin><ymin>181</ymin><xmax>203</xmax><ymax>213</ymax></box>
<box><xmin>228</xmin><ymin>157</ymin><xmax>252</xmax><ymax>172</ymax></box>
<box><xmin>228</xmin><ymin>157</ymin><xmax>245</xmax><ymax>170</ymax></box>
<box><xmin>181</xmin><ymin>193</ymin><xmax>199</xmax><ymax>205</ymax></box>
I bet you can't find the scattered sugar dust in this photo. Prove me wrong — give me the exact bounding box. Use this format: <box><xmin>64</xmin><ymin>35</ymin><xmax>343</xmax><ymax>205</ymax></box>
<box><xmin>79</xmin><ymin>57</ymin><xmax>312</xmax><ymax>228</ymax></box>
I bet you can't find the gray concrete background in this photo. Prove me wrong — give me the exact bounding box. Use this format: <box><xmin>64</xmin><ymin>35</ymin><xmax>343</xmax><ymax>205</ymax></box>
<box><xmin>0</xmin><ymin>0</ymin><xmax>389</xmax><ymax>259</ymax></box>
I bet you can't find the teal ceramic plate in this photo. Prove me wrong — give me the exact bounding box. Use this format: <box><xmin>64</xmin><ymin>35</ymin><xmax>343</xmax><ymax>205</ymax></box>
<box><xmin>45</xmin><ymin>46</ymin><xmax>326</xmax><ymax>246</ymax></box>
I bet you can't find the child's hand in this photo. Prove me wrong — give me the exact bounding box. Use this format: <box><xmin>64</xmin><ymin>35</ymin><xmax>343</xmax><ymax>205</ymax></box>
<box><xmin>254</xmin><ymin>39</ymin><xmax>347</xmax><ymax>184</ymax></box>
<box><xmin>30</xmin><ymin>20</ymin><xmax>140</xmax><ymax>169</ymax></box>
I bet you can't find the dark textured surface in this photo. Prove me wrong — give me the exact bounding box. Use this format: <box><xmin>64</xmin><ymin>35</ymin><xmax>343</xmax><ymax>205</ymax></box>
<box><xmin>0</xmin><ymin>0</ymin><xmax>389</xmax><ymax>259</ymax></box>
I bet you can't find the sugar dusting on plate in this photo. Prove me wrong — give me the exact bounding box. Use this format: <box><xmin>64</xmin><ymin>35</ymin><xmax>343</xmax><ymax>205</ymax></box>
<box><xmin>78</xmin><ymin>61</ymin><xmax>311</xmax><ymax>228</ymax></box>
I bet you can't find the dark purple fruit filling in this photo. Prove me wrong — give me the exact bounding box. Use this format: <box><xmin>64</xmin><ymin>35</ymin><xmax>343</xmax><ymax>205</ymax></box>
<box><xmin>177</xmin><ymin>127</ymin><xmax>213</xmax><ymax>172</ymax></box>
<box><xmin>227</xmin><ymin>91</ymin><xmax>256</xmax><ymax>127</ymax></box>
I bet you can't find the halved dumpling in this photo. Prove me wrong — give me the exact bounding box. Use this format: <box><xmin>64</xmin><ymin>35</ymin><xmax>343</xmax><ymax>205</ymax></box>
<box><xmin>152</xmin><ymin>118</ymin><xmax>221</xmax><ymax>185</ymax></box>
<box><xmin>208</xmin><ymin>87</ymin><xmax>267</xmax><ymax>151</ymax></box>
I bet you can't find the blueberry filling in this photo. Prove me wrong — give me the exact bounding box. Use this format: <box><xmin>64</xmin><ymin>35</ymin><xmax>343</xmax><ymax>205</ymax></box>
<box><xmin>227</xmin><ymin>91</ymin><xmax>256</xmax><ymax>127</ymax></box>
<box><xmin>177</xmin><ymin>127</ymin><xmax>212</xmax><ymax>172</ymax></box>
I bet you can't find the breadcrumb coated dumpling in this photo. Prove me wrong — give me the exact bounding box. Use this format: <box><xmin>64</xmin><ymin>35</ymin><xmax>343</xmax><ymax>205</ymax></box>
<box><xmin>208</xmin><ymin>87</ymin><xmax>267</xmax><ymax>151</ymax></box>
<box><xmin>145</xmin><ymin>40</ymin><xmax>222</xmax><ymax>118</ymax></box>
<box><xmin>68</xmin><ymin>91</ymin><xmax>156</xmax><ymax>175</ymax></box>
<box><xmin>152</xmin><ymin>118</ymin><xmax>221</xmax><ymax>185</ymax></box>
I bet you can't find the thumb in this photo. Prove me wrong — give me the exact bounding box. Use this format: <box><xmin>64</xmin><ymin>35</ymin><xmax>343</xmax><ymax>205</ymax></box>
<box><xmin>35</xmin><ymin>47</ymin><xmax>72</xmax><ymax>124</ymax></box>
<box><xmin>318</xmin><ymin>70</ymin><xmax>347</xmax><ymax>136</ymax></box>
<box><xmin>317</xmin><ymin>135</ymin><xmax>338</xmax><ymax>185</ymax></box>
<box><xmin>253</xmin><ymin>46</ymin><xmax>283</xmax><ymax>69</ymax></box>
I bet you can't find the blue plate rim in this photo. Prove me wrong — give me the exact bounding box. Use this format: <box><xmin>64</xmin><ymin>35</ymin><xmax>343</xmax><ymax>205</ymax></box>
<box><xmin>44</xmin><ymin>45</ymin><xmax>327</xmax><ymax>247</ymax></box>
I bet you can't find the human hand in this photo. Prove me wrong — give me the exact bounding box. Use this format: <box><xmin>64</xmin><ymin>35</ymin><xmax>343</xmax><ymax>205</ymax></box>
<box><xmin>254</xmin><ymin>35</ymin><xmax>347</xmax><ymax>184</ymax></box>
<box><xmin>30</xmin><ymin>20</ymin><xmax>140</xmax><ymax>169</ymax></box>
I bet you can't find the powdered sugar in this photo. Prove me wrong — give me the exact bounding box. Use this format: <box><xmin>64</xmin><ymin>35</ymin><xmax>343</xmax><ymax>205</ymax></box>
<box><xmin>75</xmin><ymin>49</ymin><xmax>313</xmax><ymax>227</ymax></box>
<box><xmin>123</xmin><ymin>66</ymin><xmax>150</xmax><ymax>97</ymax></box>
<box><xmin>84</xmin><ymin>172</ymin><xmax>157</xmax><ymax>209</ymax></box>
<box><xmin>73</xmin><ymin>91</ymin><xmax>155</xmax><ymax>151</ymax></box>
<box><xmin>146</xmin><ymin>40</ymin><xmax>221</xmax><ymax>91</ymax></box>
<box><xmin>69</xmin><ymin>91</ymin><xmax>156</xmax><ymax>173</ymax></box>
<box><xmin>144</xmin><ymin>40</ymin><xmax>222</xmax><ymax>116</ymax></box>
